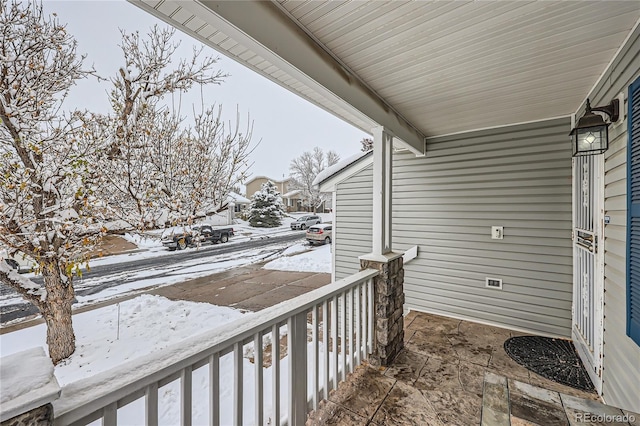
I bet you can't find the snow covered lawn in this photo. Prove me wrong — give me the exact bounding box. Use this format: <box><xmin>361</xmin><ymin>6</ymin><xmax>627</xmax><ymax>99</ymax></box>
<box><xmin>0</xmin><ymin>296</ymin><xmax>261</xmax><ymax>423</ymax></box>
<box><xmin>1</xmin><ymin>295</ymin><xmax>337</xmax><ymax>425</ymax></box>
<box><xmin>0</xmin><ymin>295</ymin><xmax>246</xmax><ymax>384</ymax></box>
<box><xmin>263</xmin><ymin>243</ymin><xmax>331</xmax><ymax>273</ymax></box>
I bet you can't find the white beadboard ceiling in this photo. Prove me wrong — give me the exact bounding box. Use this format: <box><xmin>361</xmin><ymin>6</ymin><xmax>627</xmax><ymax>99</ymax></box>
<box><xmin>130</xmin><ymin>0</ymin><xmax>640</xmax><ymax>140</ymax></box>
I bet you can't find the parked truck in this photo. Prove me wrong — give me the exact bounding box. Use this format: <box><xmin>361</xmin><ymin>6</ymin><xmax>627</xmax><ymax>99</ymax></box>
<box><xmin>161</xmin><ymin>224</ymin><xmax>234</xmax><ymax>251</ymax></box>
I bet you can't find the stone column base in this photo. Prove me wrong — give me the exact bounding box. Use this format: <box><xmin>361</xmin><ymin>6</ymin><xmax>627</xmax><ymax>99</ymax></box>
<box><xmin>1</xmin><ymin>404</ymin><xmax>53</xmax><ymax>426</ymax></box>
<box><xmin>360</xmin><ymin>252</ymin><xmax>405</xmax><ymax>366</ymax></box>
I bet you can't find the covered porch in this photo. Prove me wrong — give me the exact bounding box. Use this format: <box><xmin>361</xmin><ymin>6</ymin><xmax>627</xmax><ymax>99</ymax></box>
<box><xmin>4</xmin><ymin>1</ymin><xmax>640</xmax><ymax>425</ymax></box>
<box><xmin>86</xmin><ymin>0</ymin><xmax>640</xmax><ymax>421</ymax></box>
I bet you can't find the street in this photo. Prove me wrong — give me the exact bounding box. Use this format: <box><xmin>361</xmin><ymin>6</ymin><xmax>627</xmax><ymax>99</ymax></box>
<box><xmin>0</xmin><ymin>232</ymin><xmax>306</xmax><ymax>324</ymax></box>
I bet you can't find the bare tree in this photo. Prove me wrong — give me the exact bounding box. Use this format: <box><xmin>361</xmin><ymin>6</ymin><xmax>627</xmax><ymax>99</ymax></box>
<box><xmin>153</xmin><ymin>105</ymin><xmax>256</xmax><ymax>223</ymax></box>
<box><xmin>96</xmin><ymin>26</ymin><xmax>256</xmax><ymax>228</ymax></box>
<box><xmin>0</xmin><ymin>1</ymin><xmax>102</xmax><ymax>364</ymax></box>
<box><xmin>289</xmin><ymin>147</ymin><xmax>339</xmax><ymax>211</ymax></box>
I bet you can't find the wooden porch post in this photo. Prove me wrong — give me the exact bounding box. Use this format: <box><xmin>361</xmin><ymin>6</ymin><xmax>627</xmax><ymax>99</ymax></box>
<box><xmin>360</xmin><ymin>126</ymin><xmax>405</xmax><ymax>366</ymax></box>
<box><xmin>372</xmin><ymin>126</ymin><xmax>393</xmax><ymax>257</ymax></box>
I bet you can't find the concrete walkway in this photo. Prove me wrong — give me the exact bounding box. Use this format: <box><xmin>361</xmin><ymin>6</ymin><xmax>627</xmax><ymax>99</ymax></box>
<box><xmin>1</xmin><ymin>262</ymin><xmax>331</xmax><ymax>334</ymax></box>
<box><xmin>150</xmin><ymin>264</ymin><xmax>331</xmax><ymax>311</ymax></box>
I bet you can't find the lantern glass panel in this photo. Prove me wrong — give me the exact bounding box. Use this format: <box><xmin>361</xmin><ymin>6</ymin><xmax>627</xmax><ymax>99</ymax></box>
<box><xmin>574</xmin><ymin>125</ymin><xmax>608</xmax><ymax>156</ymax></box>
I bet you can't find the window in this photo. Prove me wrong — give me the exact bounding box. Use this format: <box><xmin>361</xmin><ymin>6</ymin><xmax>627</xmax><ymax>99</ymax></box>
<box><xmin>627</xmin><ymin>76</ymin><xmax>640</xmax><ymax>346</ymax></box>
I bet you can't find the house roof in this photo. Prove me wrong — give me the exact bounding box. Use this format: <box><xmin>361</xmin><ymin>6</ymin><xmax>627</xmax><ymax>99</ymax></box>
<box><xmin>282</xmin><ymin>189</ymin><xmax>302</xmax><ymax>198</ymax></box>
<box><xmin>129</xmin><ymin>1</ymin><xmax>640</xmax><ymax>152</ymax></box>
<box><xmin>314</xmin><ymin>150</ymin><xmax>372</xmax><ymax>185</ymax></box>
<box><xmin>227</xmin><ymin>192</ymin><xmax>251</xmax><ymax>204</ymax></box>
<box><xmin>244</xmin><ymin>176</ymin><xmax>291</xmax><ymax>186</ymax></box>
<box><xmin>315</xmin><ymin>150</ymin><xmax>373</xmax><ymax>192</ymax></box>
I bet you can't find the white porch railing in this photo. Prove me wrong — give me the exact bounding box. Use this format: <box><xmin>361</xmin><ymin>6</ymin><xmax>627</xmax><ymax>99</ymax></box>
<box><xmin>53</xmin><ymin>269</ymin><xmax>379</xmax><ymax>426</ymax></box>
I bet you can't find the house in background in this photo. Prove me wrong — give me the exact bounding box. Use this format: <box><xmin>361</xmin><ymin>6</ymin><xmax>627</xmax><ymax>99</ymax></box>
<box><xmin>244</xmin><ymin>175</ymin><xmax>306</xmax><ymax>212</ymax></box>
<box><xmin>281</xmin><ymin>188</ymin><xmax>303</xmax><ymax>212</ymax></box>
<box><xmin>226</xmin><ymin>191</ymin><xmax>251</xmax><ymax>213</ymax></box>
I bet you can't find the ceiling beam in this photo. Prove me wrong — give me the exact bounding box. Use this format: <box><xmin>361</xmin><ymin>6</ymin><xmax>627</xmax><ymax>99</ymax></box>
<box><xmin>129</xmin><ymin>0</ymin><xmax>426</xmax><ymax>155</ymax></box>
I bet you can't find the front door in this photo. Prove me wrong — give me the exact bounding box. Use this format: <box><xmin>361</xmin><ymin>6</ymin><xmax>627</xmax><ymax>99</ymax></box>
<box><xmin>572</xmin><ymin>154</ymin><xmax>604</xmax><ymax>393</ymax></box>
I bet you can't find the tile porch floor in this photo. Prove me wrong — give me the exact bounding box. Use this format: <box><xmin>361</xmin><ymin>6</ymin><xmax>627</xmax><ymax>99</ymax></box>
<box><xmin>307</xmin><ymin>311</ymin><xmax>639</xmax><ymax>426</ymax></box>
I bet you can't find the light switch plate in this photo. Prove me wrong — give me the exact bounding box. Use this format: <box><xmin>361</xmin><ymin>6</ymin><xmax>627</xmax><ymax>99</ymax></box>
<box><xmin>491</xmin><ymin>226</ymin><xmax>504</xmax><ymax>239</ymax></box>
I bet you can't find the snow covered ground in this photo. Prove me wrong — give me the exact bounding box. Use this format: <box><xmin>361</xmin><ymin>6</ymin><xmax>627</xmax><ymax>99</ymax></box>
<box><xmin>264</xmin><ymin>243</ymin><xmax>331</xmax><ymax>273</ymax></box>
<box><xmin>0</xmin><ymin>244</ymin><xmax>287</xmax><ymax>312</ymax></box>
<box><xmin>0</xmin><ymin>213</ymin><xmax>333</xmax><ymax>313</ymax></box>
<box><xmin>228</xmin><ymin>211</ymin><xmax>333</xmax><ymax>241</ymax></box>
<box><xmin>147</xmin><ymin>212</ymin><xmax>334</xmax><ymax>244</ymax></box>
<box><xmin>0</xmin><ymin>295</ymin><xmax>333</xmax><ymax>424</ymax></box>
<box><xmin>1</xmin><ymin>238</ymin><xmax>337</xmax><ymax>425</ymax></box>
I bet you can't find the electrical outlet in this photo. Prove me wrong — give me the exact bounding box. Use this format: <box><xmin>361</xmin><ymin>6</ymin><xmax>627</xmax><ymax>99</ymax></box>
<box><xmin>491</xmin><ymin>226</ymin><xmax>504</xmax><ymax>239</ymax></box>
<box><xmin>486</xmin><ymin>277</ymin><xmax>503</xmax><ymax>289</ymax></box>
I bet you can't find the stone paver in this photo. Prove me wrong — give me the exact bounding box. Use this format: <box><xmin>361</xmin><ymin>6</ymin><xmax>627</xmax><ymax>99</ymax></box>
<box><xmin>372</xmin><ymin>379</ymin><xmax>442</xmax><ymax>425</ymax></box>
<box><xmin>382</xmin><ymin>348</ymin><xmax>428</xmax><ymax>384</ymax></box>
<box><xmin>327</xmin><ymin>366</ymin><xmax>395</xmax><ymax>421</ymax></box>
<box><xmin>508</xmin><ymin>379</ymin><xmax>568</xmax><ymax>426</ymax></box>
<box><xmin>306</xmin><ymin>400</ymin><xmax>371</xmax><ymax>426</ymax></box>
<box><xmin>481</xmin><ymin>373</ymin><xmax>510</xmax><ymax>426</ymax></box>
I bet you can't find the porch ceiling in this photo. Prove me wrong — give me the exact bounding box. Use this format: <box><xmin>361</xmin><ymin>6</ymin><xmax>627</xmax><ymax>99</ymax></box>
<box><xmin>130</xmin><ymin>0</ymin><xmax>640</xmax><ymax>142</ymax></box>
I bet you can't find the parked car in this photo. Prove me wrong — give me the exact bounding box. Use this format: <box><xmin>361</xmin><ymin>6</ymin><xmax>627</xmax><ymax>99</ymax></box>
<box><xmin>290</xmin><ymin>215</ymin><xmax>321</xmax><ymax>230</ymax></box>
<box><xmin>161</xmin><ymin>224</ymin><xmax>234</xmax><ymax>250</ymax></box>
<box><xmin>306</xmin><ymin>223</ymin><xmax>332</xmax><ymax>245</ymax></box>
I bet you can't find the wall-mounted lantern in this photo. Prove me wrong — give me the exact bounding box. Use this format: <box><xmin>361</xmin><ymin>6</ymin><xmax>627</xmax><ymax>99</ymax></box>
<box><xmin>570</xmin><ymin>98</ymin><xmax>619</xmax><ymax>156</ymax></box>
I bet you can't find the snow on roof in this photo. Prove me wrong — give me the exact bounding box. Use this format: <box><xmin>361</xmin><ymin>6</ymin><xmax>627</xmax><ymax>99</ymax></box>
<box><xmin>226</xmin><ymin>192</ymin><xmax>251</xmax><ymax>204</ymax></box>
<box><xmin>282</xmin><ymin>189</ymin><xmax>302</xmax><ymax>198</ymax></box>
<box><xmin>313</xmin><ymin>150</ymin><xmax>372</xmax><ymax>187</ymax></box>
<box><xmin>244</xmin><ymin>176</ymin><xmax>291</xmax><ymax>185</ymax></box>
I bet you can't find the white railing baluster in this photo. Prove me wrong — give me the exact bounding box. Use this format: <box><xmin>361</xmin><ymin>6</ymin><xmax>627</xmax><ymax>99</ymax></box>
<box><xmin>209</xmin><ymin>353</ymin><xmax>220</xmax><ymax>426</ymax></box>
<box><xmin>287</xmin><ymin>316</ymin><xmax>295</xmax><ymax>425</ymax></box>
<box><xmin>51</xmin><ymin>269</ymin><xmax>379</xmax><ymax>426</ymax></box>
<box><xmin>272</xmin><ymin>323</ymin><xmax>280</xmax><ymax>426</ymax></box>
<box><xmin>368</xmin><ymin>278</ymin><xmax>374</xmax><ymax>354</ymax></box>
<box><xmin>362</xmin><ymin>281</ymin><xmax>368</xmax><ymax>361</ymax></box>
<box><xmin>103</xmin><ymin>402</ymin><xmax>117</xmax><ymax>426</ymax></box>
<box><xmin>145</xmin><ymin>383</ymin><xmax>158</xmax><ymax>426</ymax></box>
<box><xmin>355</xmin><ymin>284</ymin><xmax>361</xmax><ymax>366</ymax></box>
<box><xmin>348</xmin><ymin>288</ymin><xmax>354</xmax><ymax>374</ymax></box>
<box><xmin>254</xmin><ymin>332</ymin><xmax>264</xmax><ymax>426</ymax></box>
<box><xmin>341</xmin><ymin>291</ymin><xmax>347</xmax><ymax>382</ymax></box>
<box><xmin>322</xmin><ymin>299</ymin><xmax>329</xmax><ymax>400</ymax></box>
<box><xmin>331</xmin><ymin>295</ymin><xmax>338</xmax><ymax>391</ymax></box>
<box><xmin>181</xmin><ymin>366</ymin><xmax>192</xmax><ymax>426</ymax></box>
<box><xmin>233</xmin><ymin>342</ymin><xmax>243</xmax><ymax>425</ymax></box>
<box><xmin>312</xmin><ymin>304</ymin><xmax>319</xmax><ymax>411</ymax></box>
<box><xmin>288</xmin><ymin>312</ymin><xmax>308</xmax><ymax>425</ymax></box>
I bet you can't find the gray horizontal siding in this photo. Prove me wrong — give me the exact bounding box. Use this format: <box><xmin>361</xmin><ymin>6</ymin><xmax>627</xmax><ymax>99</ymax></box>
<box><xmin>396</xmin><ymin>117</ymin><xmax>573</xmax><ymax>337</ymax></box>
<box><xmin>334</xmin><ymin>117</ymin><xmax>574</xmax><ymax>337</ymax></box>
<box><xmin>334</xmin><ymin>165</ymin><xmax>373</xmax><ymax>280</ymax></box>
<box><xmin>590</xmin><ymin>22</ymin><xmax>640</xmax><ymax>412</ymax></box>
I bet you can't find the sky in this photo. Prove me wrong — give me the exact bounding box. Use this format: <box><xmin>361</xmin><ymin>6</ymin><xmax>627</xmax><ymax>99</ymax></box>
<box><xmin>40</xmin><ymin>0</ymin><xmax>368</xmax><ymax>186</ymax></box>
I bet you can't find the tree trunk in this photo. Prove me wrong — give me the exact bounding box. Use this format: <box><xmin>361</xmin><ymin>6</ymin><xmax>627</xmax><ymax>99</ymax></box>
<box><xmin>41</xmin><ymin>260</ymin><xmax>76</xmax><ymax>365</ymax></box>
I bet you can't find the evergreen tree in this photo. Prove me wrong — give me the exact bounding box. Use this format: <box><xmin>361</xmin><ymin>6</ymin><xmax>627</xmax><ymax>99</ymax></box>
<box><xmin>248</xmin><ymin>181</ymin><xmax>285</xmax><ymax>227</ymax></box>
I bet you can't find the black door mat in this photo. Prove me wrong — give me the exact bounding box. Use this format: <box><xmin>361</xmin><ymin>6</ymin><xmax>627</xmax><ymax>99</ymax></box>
<box><xmin>503</xmin><ymin>336</ymin><xmax>595</xmax><ymax>393</ymax></box>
